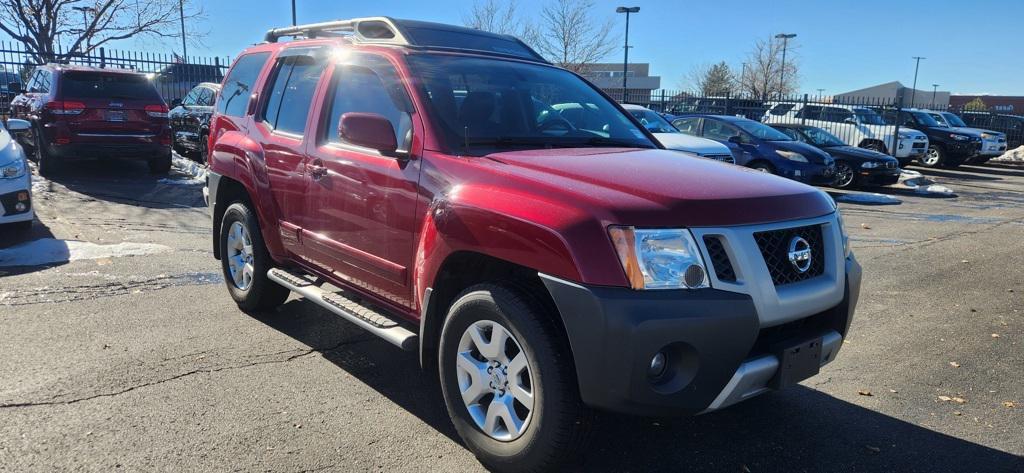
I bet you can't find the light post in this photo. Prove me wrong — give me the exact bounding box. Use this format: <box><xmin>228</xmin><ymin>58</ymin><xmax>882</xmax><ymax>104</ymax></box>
<box><xmin>817</xmin><ymin>88</ymin><xmax>825</xmax><ymax>96</ymax></box>
<box><xmin>178</xmin><ymin>0</ymin><xmax>188</xmax><ymax>63</ymax></box>
<box><xmin>774</xmin><ymin>33</ymin><xmax>796</xmax><ymax>99</ymax></box>
<box><xmin>910</xmin><ymin>56</ymin><xmax>925</xmax><ymax>107</ymax></box>
<box><xmin>931</xmin><ymin>84</ymin><xmax>939</xmax><ymax>109</ymax></box>
<box><xmin>291</xmin><ymin>0</ymin><xmax>297</xmax><ymax>25</ymax></box>
<box><xmin>72</xmin><ymin>6</ymin><xmax>97</xmax><ymax>57</ymax></box>
<box><xmin>616</xmin><ymin>6</ymin><xmax>640</xmax><ymax>102</ymax></box>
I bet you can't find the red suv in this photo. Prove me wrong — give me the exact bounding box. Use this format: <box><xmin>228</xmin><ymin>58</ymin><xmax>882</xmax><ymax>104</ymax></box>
<box><xmin>206</xmin><ymin>18</ymin><xmax>862</xmax><ymax>472</ymax></box>
<box><xmin>9</xmin><ymin>64</ymin><xmax>172</xmax><ymax>176</ymax></box>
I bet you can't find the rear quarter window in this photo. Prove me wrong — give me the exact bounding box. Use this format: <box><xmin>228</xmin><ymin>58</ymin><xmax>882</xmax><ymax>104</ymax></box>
<box><xmin>59</xmin><ymin>72</ymin><xmax>159</xmax><ymax>100</ymax></box>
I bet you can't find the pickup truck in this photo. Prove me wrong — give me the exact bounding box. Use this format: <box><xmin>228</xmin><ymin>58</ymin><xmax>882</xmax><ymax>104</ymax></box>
<box><xmin>205</xmin><ymin>17</ymin><xmax>862</xmax><ymax>472</ymax></box>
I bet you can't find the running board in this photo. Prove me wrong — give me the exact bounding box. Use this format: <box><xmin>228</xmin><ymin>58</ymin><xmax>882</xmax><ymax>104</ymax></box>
<box><xmin>267</xmin><ymin>268</ymin><xmax>417</xmax><ymax>351</ymax></box>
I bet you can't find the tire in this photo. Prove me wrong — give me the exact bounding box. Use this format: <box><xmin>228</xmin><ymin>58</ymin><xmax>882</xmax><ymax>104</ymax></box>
<box><xmin>34</xmin><ymin>128</ymin><xmax>60</xmax><ymax>178</ymax></box>
<box><xmin>198</xmin><ymin>133</ymin><xmax>209</xmax><ymax>164</ymax></box>
<box><xmin>750</xmin><ymin>162</ymin><xmax>775</xmax><ymax>174</ymax></box>
<box><xmin>438</xmin><ymin>284</ymin><xmax>593</xmax><ymax>473</ymax></box>
<box><xmin>149</xmin><ymin>150</ymin><xmax>172</xmax><ymax>174</ymax></box>
<box><xmin>219</xmin><ymin>201</ymin><xmax>289</xmax><ymax>313</ymax></box>
<box><xmin>833</xmin><ymin>161</ymin><xmax>857</xmax><ymax>189</ymax></box>
<box><xmin>920</xmin><ymin>144</ymin><xmax>945</xmax><ymax>168</ymax></box>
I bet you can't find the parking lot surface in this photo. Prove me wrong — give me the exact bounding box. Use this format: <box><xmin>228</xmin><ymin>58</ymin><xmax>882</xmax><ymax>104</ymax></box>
<box><xmin>1</xmin><ymin>160</ymin><xmax>1022</xmax><ymax>472</ymax></box>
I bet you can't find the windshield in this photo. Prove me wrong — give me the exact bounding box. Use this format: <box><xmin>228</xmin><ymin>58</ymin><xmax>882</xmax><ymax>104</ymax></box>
<box><xmin>911</xmin><ymin>111</ymin><xmax>941</xmax><ymax>127</ymax></box>
<box><xmin>406</xmin><ymin>55</ymin><xmax>654</xmax><ymax>155</ymax></box>
<box><xmin>928</xmin><ymin>113</ymin><xmax>949</xmax><ymax>127</ymax></box>
<box><xmin>802</xmin><ymin>127</ymin><xmax>846</xmax><ymax>147</ymax></box>
<box><xmin>734</xmin><ymin>119</ymin><xmax>792</xmax><ymax>141</ymax></box>
<box><xmin>853</xmin><ymin>108</ymin><xmax>886</xmax><ymax>125</ymax></box>
<box><xmin>627</xmin><ymin>109</ymin><xmax>677</xmax><ymax>133</ymax></box>
<box><xmin>941</xmin><ymin>112</ymin><xmax>967</xmax><ymax>127</ymax></box>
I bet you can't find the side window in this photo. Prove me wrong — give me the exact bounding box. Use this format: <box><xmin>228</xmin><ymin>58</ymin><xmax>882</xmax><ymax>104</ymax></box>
<box><xmin>261</xmin><ymin>55</ymin><xmax>326</xmax><ymax>135</ymax></box>
<box><xmin>672</xmin><ymin>117</ymin><xmax>700</xmax><ymax>135</ymax></box>
<box><xmin>182</xmin><ymin>89</ymin><xmax>199</xmax><ymax>106</ymax></box>
<box><xmin>37</xmin><ymin>71</ymin><xmax>52</xmax><ymax>93</ymax></box>
<box><xmin>25</xmin><ymin>71</ymin><xmax>39</xmax><ymax>92</ymax></box>
<box><xmin>198</xmin><ymin>88</ymin><xmax>214</xmax><ymax>106</ymax></box>
<box><xmin>778</xmin><ymin>128</ymin><xmax>803</xmax><ymax>141</ymax></box>
<box><xmin>770</xmin><ymin>103</ymin><xmax>795</xmax><ymax>116</ymax></box>
<box><xmin>218</xmin><ymin>52</ymin><xmax>271</xmax><ymax>117</ymax></box>
<box><xmin>823</xmin><ymin>107</ymin><xmax>853</xmax><ymax>123</ymax></box>
<box><xmin>324</xmin><ymin>54</ymin><xmax>413</xmax><ymax>151</ymax></box>
<box><xmin>797</xmin><ymin>105</ymin><xmax>822</xmax><ymax>120</ymax></box>
<box><xmin>703</xmin><ymin>120</ymin><xmax>739</xmax><ymax>141</ymax></box>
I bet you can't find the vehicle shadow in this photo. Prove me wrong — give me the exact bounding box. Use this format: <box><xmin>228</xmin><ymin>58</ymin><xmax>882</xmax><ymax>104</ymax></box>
<box><xmin>913</xmin><ymin>168</ymin><xmax>1001</xmax><ymax>182</ymax></box>
<box><xmin>45</xmin><ymin>158</ymin><xmax>205</xmax><ymax>210</ymax></box>
<box><xmin>255</xmin><ymin>300</ymin><xmax>1023</xmax><ymax>473</ymax></box>
<box><xmin>0</xmin><ymin>218</ymin><xmax>67</xmax><ymax>277</ymax></box>
<box><xmin>957</xmin><ymin>163</ymin><xmax>1024</xmax><ymax>178</ymax></box>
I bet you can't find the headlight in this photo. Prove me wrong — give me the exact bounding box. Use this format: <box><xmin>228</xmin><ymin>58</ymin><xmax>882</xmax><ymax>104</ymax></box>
<box><xmin>981</xmin><ymin>132</ymin><xmax>993</xmax><ymax>139</ymax></box>
<box><xmin>0</xmin><ymin>158</ymin><xmax>26</xmax><ymax>179</ymax></box>
<box><xmin>836</xmin><ymin>211</ymin><xmax>851</xmax><ymax>257</ymax></box>
<box><xmin>608</xmin><ymin>227</ymin><xmax>709</xmax><ymax>290</ymax></box>
<box><xmin>861</xmin><ymin>161</ymin><xmax>880</xmax><ymax>169</ymax></box>
<box><xmin>950</xmin><ymin>134</ymin><xmax>970</xmax><ymax>141</ymax></box>
<box><xmin>776</xmin><ymin>150</ymin><xmax>809</xmax><ymax>162</ymax></box>
<box><xmin>898</xmin><ymin>133</ymin><xmax>911</xmax><ymax>139</ymax></box>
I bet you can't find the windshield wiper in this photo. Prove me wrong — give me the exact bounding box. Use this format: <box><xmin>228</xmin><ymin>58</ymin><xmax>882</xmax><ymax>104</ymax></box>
<box><xmin>579</xmin><ymin>137</ymin><xmax>655</xmax><ymax>148</ymax></box>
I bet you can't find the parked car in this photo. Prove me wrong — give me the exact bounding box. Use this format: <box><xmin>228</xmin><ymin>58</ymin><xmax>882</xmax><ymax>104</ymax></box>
<box><xmin>621</xmin><ymin>104</ymin><xmax>736</xmax><ymax>163</ymax></box>
<box><xmin>771</xmin><ymin>124</ymin><xmax>900</xmax><ymax>189</ymax></box>
<box><xmin>152</xmin><ymin>63</ymin><xmax>225</xmax><ymax>104</ymax></box>
<box><xmin>0</xmin><ymin>117</ymin><xmax>34</xmax><ymax>233</ymax></box>
<box><xmin>926</xmin><ymin>110</ymin><xmax>1006</xmax><ymax>163</ymax></box>
<box><xmin>671</xmin><ymin>114</ymin><xmax>836</xmax><ymax>185</ymax></box>
<box><xmin>876</xmin><ymin>108</ymin><xmax>981</xmax><ymax>168</ymax></box>
<box><xmin>762</xmin><ymin>102</ymin><xmax>928</xmax><ymax>166</ymax></box>
<box><xmin>1</xmin><ymin>71</ymin><xmax>21</xmax><ymax>115</ymax></box>
<box><xmin>959</xmin><ymin>111</ymin><xmax>1024</xmax><ymax>151</ymax></box>
<box><xmin>667</xmin><ymin>96</ymin><xmax>766</xmax><ymax>120</ymax></box>
<box><xmin>8</xmin><ymin>64</ymin><xmax>172</xmax><ymax>176</ymax></box>
<box><xmin>206</xmin><ymin>17</ymin><xmax>861</xmax><ymax>472</ymax></box>
<box><xmin>169</xmin><ymin>82</ymin><xmax>220</xmax><ymax>163</ymax></box>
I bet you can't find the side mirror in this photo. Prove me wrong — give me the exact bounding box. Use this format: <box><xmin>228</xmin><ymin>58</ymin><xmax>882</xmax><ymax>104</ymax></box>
<box><xmin>728</xmin><ymin>135</ymin><xmax>744</xmax><ymax>144</ymax></box>
<box><xmin>171</xmin><ymin>98</ymin><xmax>182</xmax><ymax>108</ymax></box>
<box><xmin>339</xmin><ymin>112</ymin><xmax>398</xmax><ymax>155</ymax></box>
<box><xmin>5</xmin><ymin>118</ymin><xmax>30</xmax><ymax>132</ymax></box>
<box><xmin>6</xmin><ymin>82</ymin><xmax>21</xmax><ymax>94</ymax></box>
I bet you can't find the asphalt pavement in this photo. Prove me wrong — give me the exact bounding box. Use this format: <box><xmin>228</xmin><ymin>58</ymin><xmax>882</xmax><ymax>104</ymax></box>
<box><xmin>1</xmin><ymin>159</ymin><xmax>1021</xmax><ymax>472</ymax></box>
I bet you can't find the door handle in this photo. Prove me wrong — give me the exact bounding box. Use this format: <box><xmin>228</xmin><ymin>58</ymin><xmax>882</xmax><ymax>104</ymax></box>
<box><xmin>309</xmin><ymin>159</ymin><xmax>327</xmax><ymax>181</ymax></box>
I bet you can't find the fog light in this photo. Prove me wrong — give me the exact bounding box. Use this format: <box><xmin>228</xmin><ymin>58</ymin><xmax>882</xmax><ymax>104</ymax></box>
<box><xmin>683</xmin><ymin>264</ymin><xmax>706</xmax><ymax>288</ymax></box>
<box><xmin>649</xmin><ymin>352</ymin><xmax>667</xmax><ymax>378</ymax></box>
<box><xmin>15</xmin><ymin>202</ymin><xmax>26</xmax><ymax>212</ymax></box>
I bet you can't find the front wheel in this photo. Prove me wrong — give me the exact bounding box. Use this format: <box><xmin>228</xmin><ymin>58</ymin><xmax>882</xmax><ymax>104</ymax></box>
<box><xmin>35</xmin><ymin>129</ymin><xmax>60</xmax><ymax>177</ymax></box>
<box><xmin>439</xmin><ymin>284</ymin><xmax>592</xmax><ymax>473</ymax></box>
<box><xmin>219</xmin><ymin>202</ymin><xmax>289</xmax><ymax>313</ymax></box>
<box><xmin>920</xmin><ymin>145</ymin><xmax>945</xmax><ymax>168</ymax></box>
<box><xmin>832</xmin><ymin>161</ymin><xmax>857</xmax><ymax>189</ymax></box>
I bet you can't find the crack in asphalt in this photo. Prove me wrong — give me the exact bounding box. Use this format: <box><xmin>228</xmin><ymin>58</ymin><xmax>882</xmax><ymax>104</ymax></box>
<box><xmin>858</xmin><ymin>216</ymin><xmax>1024</xmax><ymax>262</ymax></box>
<box><xmin>0</xmin><ymin>272</ymin><xmax>222</xmax><ymax>306</ymax></box>
<box><xmin>0</xmin><ymin>338</ymin><xmax>374</xmax><ymax>410</ymax></box>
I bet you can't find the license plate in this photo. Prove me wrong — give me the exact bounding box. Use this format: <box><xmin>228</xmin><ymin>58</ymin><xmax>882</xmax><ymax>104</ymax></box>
<box><xmin>770</xmin><ymin>337</ymin><xmax>822</xmax><ymax>388</ymax></box>
<box><xmin>107</xmin><ymin>110</ymin><xmax>126</xmax><ymax>122</ymax></box>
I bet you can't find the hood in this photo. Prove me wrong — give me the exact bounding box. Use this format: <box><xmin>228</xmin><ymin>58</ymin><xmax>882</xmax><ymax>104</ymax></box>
<box><xmin>652</xmin><ymin>132</ymin><xmax>732</xmax><ymax>156</ymax></box>
<box><xmin>477</xmin><ymin>148</ymin><xmax>835</xmax><ymax>227</ymax></box>
<box><xmin>772</xmin><ymin>140</ymin><xmax>834</xmax><ymax>165</ymax></box>
<box><xmin>947</xmin><ymin>126</ymin><xmax>996</xmax><ymax>137</ymax></box>
<box><xmin>824</xmin><ymin>145</ymin><xmax>898</xmax><ymax>163</ymax></box>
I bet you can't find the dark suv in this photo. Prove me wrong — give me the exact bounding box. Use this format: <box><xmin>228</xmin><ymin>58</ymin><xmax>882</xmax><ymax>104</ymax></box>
<box><xmin>205</xmin><ymin>17</ymin><xmax>860</xmax><ymax>472</ymax></box>
<box><xmin>9</xmin><ymin>64</ymin><xmax>172</xmax><ymax>176</ymax></box>
<box><xmin>877</xmin><ymin>108</ymin><xmax>981</xmax><ymax>168</ymax></box>
<box><xmin>959</xmin><ymin>111</ymin><xmax>1024</xmax><ymax>150</ymax></box>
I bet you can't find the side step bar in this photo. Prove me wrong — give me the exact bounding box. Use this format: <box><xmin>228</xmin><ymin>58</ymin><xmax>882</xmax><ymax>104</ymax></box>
<box><xmin>267</xmin><ymin>268</ymin><xmax>418</xmax><ymax>351</ymax></box>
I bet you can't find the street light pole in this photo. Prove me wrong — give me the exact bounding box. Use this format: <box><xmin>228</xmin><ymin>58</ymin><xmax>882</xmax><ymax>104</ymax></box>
<box><xmin>616</xmin><ymin>6</ymin><xmax>639</xmax><ymax>102</ymax></box>
<box><xmin>910</xmin><ymin>56</ymin><xmax>925</xmax><ymax>107</ymax></box>
<box><xmin>774</xmin><ymin>33</ymin><xmax>796</xmax><ymax>99</ymax></box>
<box><xmin>932</xmin><ymin>84</ymin><xmax>939</xmax><ymax>109</ymax></box>
<box><xmin>292</xmin><ymin>0</ymin><xmax>297</xmax><ymax>26</ymax></box>
<box><xmin>178</xmin><ymin>0</ymin><xmax>188</xmax><ymax>63</ymax></box>
<box><xmin>72</xmin><ymin>6</ymin><xmax>96</xmax><ymax>56</ymax></box>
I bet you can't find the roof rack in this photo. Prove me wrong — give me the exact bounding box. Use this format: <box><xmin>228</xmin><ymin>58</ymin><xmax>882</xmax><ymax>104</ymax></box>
<box><xmin>264</xmin><ymin>17</ymin><xmax>408</xmax><ymax>44</ymax></box>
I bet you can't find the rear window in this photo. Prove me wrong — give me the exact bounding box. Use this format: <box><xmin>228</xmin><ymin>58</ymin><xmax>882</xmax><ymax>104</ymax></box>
<box><xmin>769</xmin><ymin>103</ymin><xmax>795</xmax><ymax>115</ymax></box>
<box><xmin>60</xmin><ymin>72</ymin><xmax>160</xmax><ymax>100</ymax></box>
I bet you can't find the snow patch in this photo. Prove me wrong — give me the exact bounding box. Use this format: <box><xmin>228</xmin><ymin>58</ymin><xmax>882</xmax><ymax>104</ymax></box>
<box><xmin>160</xmin><ymin>153</ymin><xmax>208</xmax><ymax>186</ymax></box>
<box><xmin>992</xmin><ymin>146</ymin><xmax>1024</xmax><ymax>162</ymax></box>
<box><xmin>834</xmin><ymin>193</ymin><xmax>902</xmax><ymax>205</ymax></box>
<box><xmin>0</xmin><ymin>238</ymin><xmax>172</xmax><ymax>267</ymax></box>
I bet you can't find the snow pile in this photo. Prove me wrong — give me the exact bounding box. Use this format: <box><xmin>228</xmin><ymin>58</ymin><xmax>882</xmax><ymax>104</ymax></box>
<box><xmin>0</xmin><ymin>238</ymin><xmax>172</xmax><ymax>267</ymax></box>
<box><xmin>897</xmin><ymin>169</ymin><xmax>955</xmax><ymax>196</ymax></box>
<box><xmin>834</xmin><ymin>193</ymin><xmax>902</xmax><ymax>205</ymax></box>
<box><xmin>992</xmin><ymin>146</ymin><xmax>1024</xmax><ymax>162</ymax></box>
<box><xmin>31</xmin><ymin>174</ymin><xmax>50</xmax><ymax>194</ymax></box>
<box><xmin>159</xmin><ymin>154</ymin><xmax>208</xmax><ymax>186</ymax></box>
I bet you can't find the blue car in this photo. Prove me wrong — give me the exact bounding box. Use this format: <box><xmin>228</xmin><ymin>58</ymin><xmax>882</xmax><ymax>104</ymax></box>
<box><xmin>671</xmin><ymin>114</ymin><xmax>836</xmax><ymax>185</ymax></box>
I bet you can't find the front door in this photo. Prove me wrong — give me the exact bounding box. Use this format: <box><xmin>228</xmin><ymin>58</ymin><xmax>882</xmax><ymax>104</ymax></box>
<box><xmin>301</xmin><ymin>52</ymin><xmax>421</xmax><ymax>309</ymax></box>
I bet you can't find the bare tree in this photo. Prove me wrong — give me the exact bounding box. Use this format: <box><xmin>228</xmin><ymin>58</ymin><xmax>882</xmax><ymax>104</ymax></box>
<box><xmin>737</xmin><ymin>36</ymin><xmax>799</xmax><ymax>100</ymax></box>
<box><xmin>683</xmin><ymin>61</ymin><xmax>735</xmax><ymax>96</ymax></box>
<box><xmin>462</xmin><ymin>0</ymin><xmax>538</xmax><ymax>46</ymax></box>
<box><xmin>532</xmin><ymin>0</ymin><xmax>618</xmax><ymax>73</ymax></box>
<box><xmin>0</xmin><ymin>0</ymin><xmax>203</xmax><ymax>63</ymax></box>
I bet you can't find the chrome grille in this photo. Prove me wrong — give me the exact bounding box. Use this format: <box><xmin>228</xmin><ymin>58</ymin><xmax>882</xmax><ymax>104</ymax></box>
<box><xmin>753</xmin><ymin>225</ymin><xmax>825</xmax><ymax>286</ymax></box>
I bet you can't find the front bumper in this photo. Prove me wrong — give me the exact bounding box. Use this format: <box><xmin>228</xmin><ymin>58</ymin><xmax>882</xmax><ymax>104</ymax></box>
<box><xmin>978</xmin><ymin>138</ymin><xmax>1007</xmax><ymax>157</ymax></box>
<box><xmin>777</xmin><ymin>162</ymin><xmax>836</xmax><ymax>186</ymax></box>
<box><xmin>0</xmin><ymin>176</ymin><xmax>33</xmax><ymax>224</ymax></box>
<box><xmin>860</xmin><ymin>167</ymin><xmax>901</xmax><ymax>186</ymax></box>
<box><xmin>894</xmin><ymin>137</ymin><xmax>928</xmax><ymax>158</ymax></box>
<box><xmin>47</xmin><ymin>142</ymin><xmax>170</xmax><ymax>160</ymax></box>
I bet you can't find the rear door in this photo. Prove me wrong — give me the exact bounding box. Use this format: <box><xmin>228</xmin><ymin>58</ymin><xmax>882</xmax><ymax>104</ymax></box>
<box><xmin>57</xmin><ymin>71</ymin><xmax>166</xmax><ymax>141</ymax></box>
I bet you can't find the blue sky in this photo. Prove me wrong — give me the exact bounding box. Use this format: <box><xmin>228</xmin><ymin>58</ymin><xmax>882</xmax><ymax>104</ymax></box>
<box><xmin>10</xmin><ymin>0</ymin><xmax>1024</xmax><ymax>95</ymax></box>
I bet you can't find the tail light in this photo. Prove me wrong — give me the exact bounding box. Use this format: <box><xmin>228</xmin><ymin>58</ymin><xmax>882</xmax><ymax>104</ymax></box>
<box><xmin>45</xmin><ymin>101</ymin><xmax>86</xmax><ymax>115</ymax></box>
<box><xmin>145</xmin><ymin>104</ymin><xmax>170</xmax><ymax>118</ymax></box>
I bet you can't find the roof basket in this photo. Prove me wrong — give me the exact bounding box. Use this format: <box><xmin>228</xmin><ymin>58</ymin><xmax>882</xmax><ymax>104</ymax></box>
<box><xmin>264</xmin><ymin>17</ymin><xmax>409</xmax><ymax>44</ymax></box>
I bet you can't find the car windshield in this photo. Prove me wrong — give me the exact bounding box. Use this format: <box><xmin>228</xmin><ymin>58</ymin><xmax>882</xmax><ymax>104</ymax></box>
<box><xmin>627</xmin><ymin>109</ymin><xmax>678</xmax><ymax>133</ymax></box>
<box><xmin>928</xmin><ymin>113</ymin><xmax>949</xmax><ymax>127</ymax></box>
<box><xmin>942</xmin><ymin>112</ymin><xmax>967</xmax><ymax>127</ymax></box>
<box><xmin>406</xmin><ymin>54</ymin><xmax>655</xmax><ymax>155</ymax></box>
<box><xmin>733</xmin><ymin>118</ymin><xmax>792</xmax><ymax>141</ymax></box>
<box><xmin>911</xmin><ymin>111</ymin><xmax>941</xmax><ymax>127</ymax></box>
<box><xmin>853</xmin><ymin>108</ymin><xmax>886</xmax><ymax>125</ymax></box>
<box><xmin>801</xmin><ymin>127</ymin><xmax>847</xmax><ymax>147</ymax></box>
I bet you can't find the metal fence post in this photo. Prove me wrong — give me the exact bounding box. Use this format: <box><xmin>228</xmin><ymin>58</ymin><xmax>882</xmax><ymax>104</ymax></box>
<box><xmin>893</xmin><ymin>91</ymin><xmax>903</xmax><ymax>156</ymax></box>
<box><xmin>659</xmin><ymin>89</ymin><xmax>666</xmax><ymax>113</ymax></box>
<box><xmin>99</xmin><ymin>48</ymin><xmax>106</xmax><ymax>68</ymax></box>
<box><xmin>800</xmin><ymin>94</ymin><xmax>808</xmax><ymax>125</ymax></box>
<box><xmin>724</xmin><ymin>91</ymin><xmax>732</xmax><ymax>116</ymax></box>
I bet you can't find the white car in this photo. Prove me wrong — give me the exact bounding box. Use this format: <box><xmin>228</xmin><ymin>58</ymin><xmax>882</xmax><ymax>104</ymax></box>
<box><xmin>621</xmin><ymin>104</ymin><xmax>737</xmax><ymax>163</ymax></box>
<box><xmin>762</xmin><ymin>102</ymin><xmax>928</xmax><ymax>165</ymax></box>
<box><xmin>0</xmin><ymin>118</ymin><xmax>34</xmax><ymax>232</ymax></box>
<box><xmin>926</xmin><ymin>110</ymin><xmax>1007</xmax><ymax>160</ymax></box>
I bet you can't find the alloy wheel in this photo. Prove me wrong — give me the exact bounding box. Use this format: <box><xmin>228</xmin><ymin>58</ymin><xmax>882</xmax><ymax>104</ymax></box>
<box><xmin>834</xmin><ymin>162</ymin><xmax>855</xmax><ymax>188</ymax></box>
<box><xmin>924</xmin><ymin>147</ymin><xmax>941</xmax><ymax>166</ymax></box>
<box><xmin>456</xmin><ymin>319</ymin><xmax>535</xmax><ymax>441</ymax></box>
<box><xmin>226</xmin><ymin>221</ymin><xmax>255</xmax><ymax>291</ymax></box>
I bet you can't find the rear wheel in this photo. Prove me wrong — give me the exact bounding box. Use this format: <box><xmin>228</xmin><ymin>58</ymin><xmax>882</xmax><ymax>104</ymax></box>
<box><xmin>219</xmin><ymin>201</ymin><xmax>289</xmax><ymax>312</ymax></box>
<box><xmin>34</xmin><ymin>128</ymin><xmax>60</xmax><ymax>178</ymax></box>
<box><xmin>833</xmin><ymin>161</ymin><xmax>857</xmax><ymax>189</ymax></box>
<box><xmin>920</xmin><ymin>144</ymin><xmax>945</xmax><ymax>168</ymax></box>
<box><xmin>198</xmin><ymin>133</ymin><xmax>209</xmax><ymax>164</ymax></box>
<box><xmin>149</xmin><ymin>150</ymin><xmax>172</xmax><ymax>174</ymax></box>
<box><xmin>439</xmin><ymin>284</ymin><xmax>592</xmax><ymax>473</ymax></box>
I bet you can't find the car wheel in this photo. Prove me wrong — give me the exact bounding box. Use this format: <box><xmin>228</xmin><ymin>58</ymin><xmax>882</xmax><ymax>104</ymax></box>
<box><xmin>198</xmin><ymin>134</ymin><xmax>209</xmax><ymax>165</ymax></box>
<box><xmin>833</xmin><ymin>161</ymin><xmax>857</xmax><ymax>189</ymax></box>
<box><xmin>920</xmin><ymin>145</ymin><xmax>945</xmax><ymax>168</ymax></box>
<box><xmin>750</xmin><ymin>162</ymin><xmax>775</xmax><ymax>174</ymax></box>
<box><xmin>439</xmin><ymin>284</ymin><xmax>593</xmax><ymax>473</ymax></box>
<box><xmin>34</xmin><ymin>128</ymin><xmax>60</xmax><ymax>178</ymax></box>
<box><xmin>149</xmin><ymin>150</ymin><xmax>172</xmax><ymax>174</ymax></box>
<box><xmin>219</xmin><ymin>201</ymin><xmax>290</xmax><ymax>313</ymax></box>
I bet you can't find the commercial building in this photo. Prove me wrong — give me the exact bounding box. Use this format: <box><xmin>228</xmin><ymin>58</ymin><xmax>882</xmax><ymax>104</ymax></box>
<box><xmin>580</xmin><ymin>63</ymin><xmax>661</xmax><ymax>102</ymax></box>
<box><xmin>835</xmin><ymin>81</ymin><xmax>950</xmax><ymax>108</ymax></box>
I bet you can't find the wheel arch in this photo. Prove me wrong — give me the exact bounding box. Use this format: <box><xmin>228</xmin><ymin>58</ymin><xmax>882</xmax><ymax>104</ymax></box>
<box><xmin>211</xmin><ymin>175</ymin><xmax>252</xmax><ymax>260</ymax></box>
